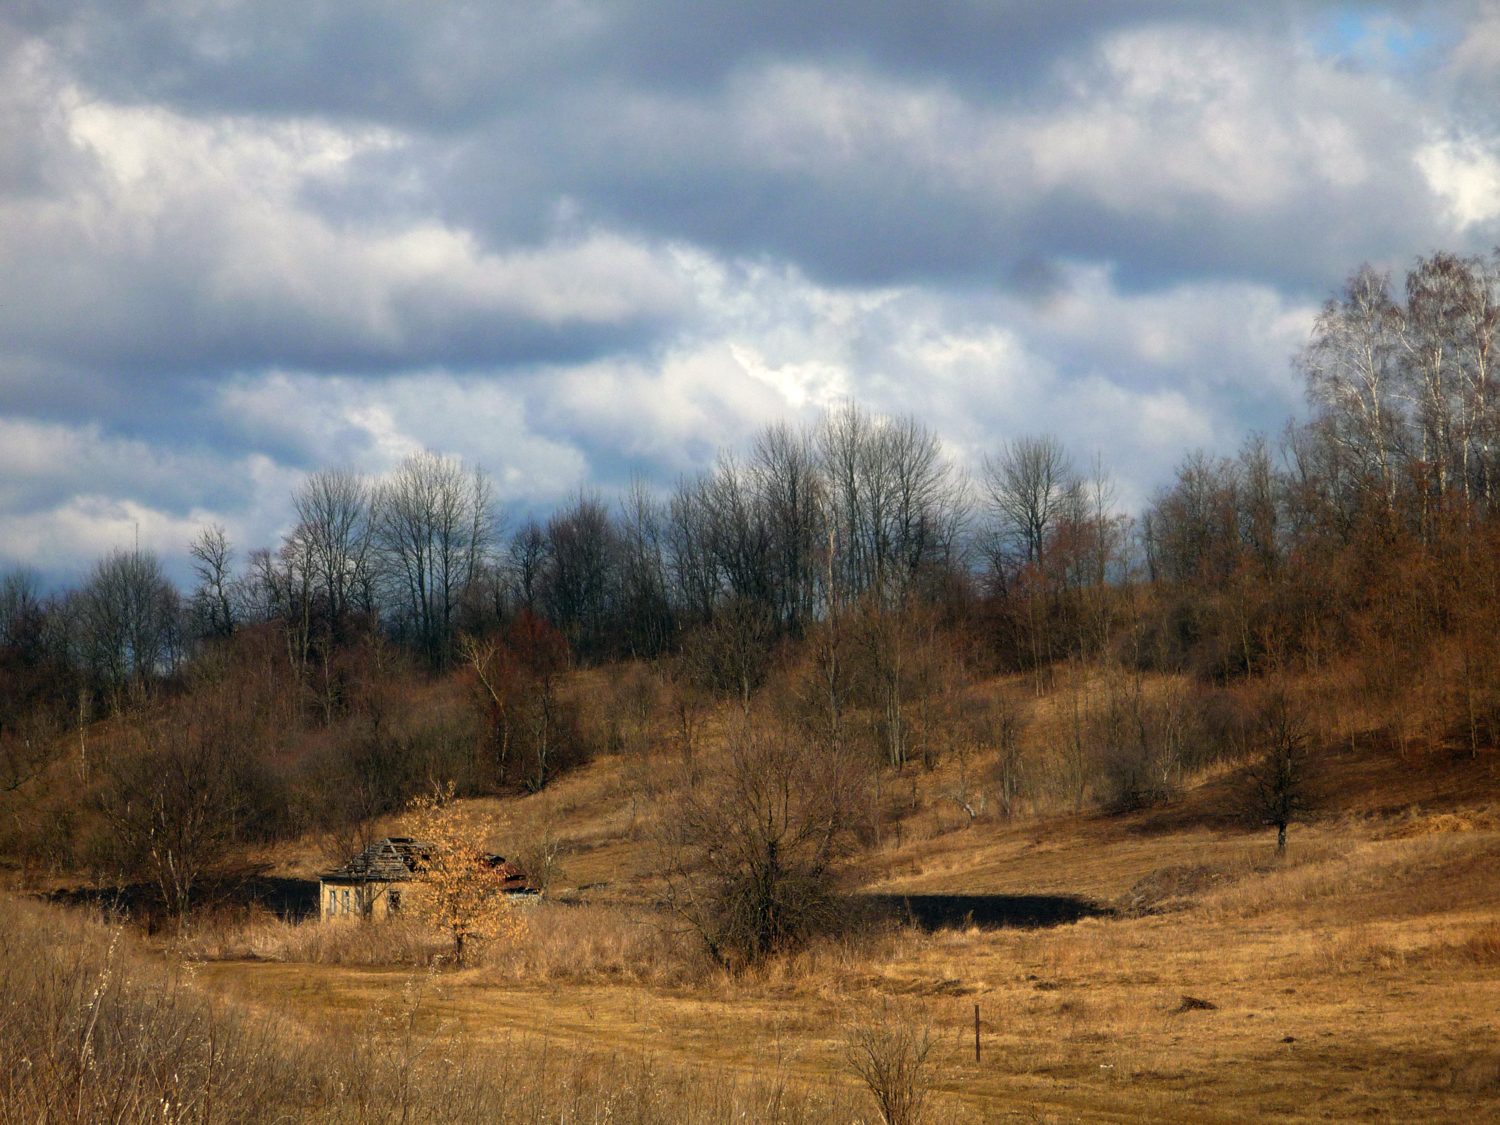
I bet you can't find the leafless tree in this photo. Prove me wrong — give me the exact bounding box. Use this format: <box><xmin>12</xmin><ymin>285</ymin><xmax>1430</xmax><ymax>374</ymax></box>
<box><xmin>293</xmin><ymin>469</ymin><xmax>373</xmax><ymax>633</ymax></box>
<box><xmin>842</xmin><ymin>1001</ymin><xmax>935</xmax><ymax>1125</ymax></box>
<box><xmin>507</xmin><ymin>518</ymin><xmax>547</xmax><ymax>615</ymax></box>
<box><xmin>820</xmin><ymin>400</ymin><xmax>876</xmax><ymax>599</ymax></box>
<box><xmin>679</xmin><ymin>596</ymin><xmax>777</xmax><ymax>713</ymax></box>
<box><xmin>1400</xmin><ymin>252</ymin><xmax>1500</xmax><ymax>516</ymax></box>
<box><xmin>666</xmin><ymin>474</ymin><xmax>720</xmax><ymax>625</ymax></box>
<box><xmin>614</xmin><ymin>479</ymin><xmax>675</xmax><ymax>658</ymax></box>
<box><xmin>1452</xmin><ymin>252</ymin><xmax>1500</xmax><ymax>510</ymax></box>
<box><xmin>700</xmin><ymin>452</ymin><xmax>776</xmax><ymax>618</ymax></box>
<box><xmin>1243</xmin><ymin>691</ymin><xmax>1312</xmax><ymax>854</ymax></box>
<box><xmin>1300</xmin><ymin>265</ymin><xmax>1406</xmax><ymax>512</ymax></box>
<box><xmin>376</xmin><ymin>452</ymin><xmax>497</xmax><ymax>667</ymax></box>
<box><xmin>1403</xmin><ymin>254</ymin><xmax>1466</xmax><ymax>505</ymax></box>
<box><xmin>660</xmin><ymin>720</ymin><xmax>866</xmax><ymax>969</ymax></box>
<box><xmin>0</xmin><ymin>568</ymin><xmax>46</xmax><ymax>660</ymax></box>
<box><xmin>975</xmin><ymin>698</ymin><xmax>1026</xmax><ymax>821</ymax></box>
<box><xmin>187</xmin><ymin>524</ymin><xmax>239</xmax><ymax>639</ymax></box>
<box><xmin>751</xmin><ymin>420</ymin><xmax>824</xmax><ymax>635</ymax></box>
<box><xmin>820</xmin><ymin>404</ymin><xmax>963</xmax><ymax>605</ymax></box>
<box><xmin>982</xmin><ymin>434</ymin><xmax>1074</xmax><ymax>575</ymax></box>
<box><xmin>540</xmin><ymin>491</ymin><xmax>615</xmax><ymax>657</ymax></box>
<box><xmin>1143</xmin><ymin>451</ymin><xmax>1243</xmax><ymax>585</ymax></box>
<box><xmin>72</xmin><ymin>548</ymin><xmax>181</xmax><ymax>707</ymax></box>
<box><xmin>97</xmin><ymin>698</ymin><xmax>275</xmax><ymax>923</ymax></box>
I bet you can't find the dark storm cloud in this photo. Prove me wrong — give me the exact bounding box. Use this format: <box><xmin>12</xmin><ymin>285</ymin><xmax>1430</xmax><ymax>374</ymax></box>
<box><xmin>36</xmin><ymin>1</ymin><xmax>1267</xmax><ymax>120</ymax></box>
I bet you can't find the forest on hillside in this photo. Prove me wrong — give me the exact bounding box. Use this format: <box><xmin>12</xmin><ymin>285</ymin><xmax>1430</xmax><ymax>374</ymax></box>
<box><xmin>3</xmin><ymin>250</ymin><xmax>1500</xmax><ymax>916</ymax></box>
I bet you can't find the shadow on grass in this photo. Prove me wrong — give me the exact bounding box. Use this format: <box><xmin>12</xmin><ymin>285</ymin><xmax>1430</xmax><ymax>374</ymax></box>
<box><xmin>48</xmin><ymin>871</ymin><xmax>321</xmax><ymax>926</ymax></box>
<box><xmin>857</xmin><ymin>893</ymin><xmax>1111</xmax><ymax>931</ymax></box>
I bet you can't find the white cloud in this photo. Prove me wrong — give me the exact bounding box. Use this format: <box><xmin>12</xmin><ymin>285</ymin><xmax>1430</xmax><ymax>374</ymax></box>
<box><xmin>1025</xmin><ymin>29</ymin><xmax>1379</xmax><ymax>211</ymax></box>
<box><xmin>726</xmin><ymin>26</ymin><xmax>1397</xmax><ymax>221</ymax></box>
<box><xmin>1416</xmin><ymin>136</ymin><xmax>1500</xmax><ymax>228</ymax></box>
<box><xmin>0</xmin><ymin>416</ymin><xmax>297</xmax><ymax>576</ymax></box>
<box><xmin>0</xmin><ymin>6</ymin><xmax>1482</xmax><ymax>581</ymax></box>
<box><xmin>217</xmin><ymin>372</ymin><xmax>588</xmax><ymax>500</ymax></box>
<box><xmin>0</xmin><ymin>58</ymin><xmax>689</xmax><ymax>371</ymax></box>
<box><xmin>0</xmin><ymin>497</ymin><xmax>212</xmax><ymax>577</ymax></box>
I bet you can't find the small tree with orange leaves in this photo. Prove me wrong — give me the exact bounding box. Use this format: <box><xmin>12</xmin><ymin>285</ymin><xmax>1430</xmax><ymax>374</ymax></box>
<box><xmin>402</xmin><ymin>784</ymin><xmax>526</xmax><ymax>966</ymax></box>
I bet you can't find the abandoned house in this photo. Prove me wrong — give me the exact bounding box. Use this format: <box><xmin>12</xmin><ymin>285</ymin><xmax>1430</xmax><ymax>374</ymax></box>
<box><xmin>318</xmin><ymin>837</ymin><xmax>538</xmax><ymax>921</ymax></box>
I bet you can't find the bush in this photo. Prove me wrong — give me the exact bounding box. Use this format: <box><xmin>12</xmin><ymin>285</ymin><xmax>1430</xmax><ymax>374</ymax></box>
<box><xmin>659</xmin><ymin>719</ymin><xmax>869</xmax><ymax>969</ymax></box>
<box><xmin>842</xmin><ymin>1000</ymin><xmax>935</xmax><ymax>1125</ymax></box>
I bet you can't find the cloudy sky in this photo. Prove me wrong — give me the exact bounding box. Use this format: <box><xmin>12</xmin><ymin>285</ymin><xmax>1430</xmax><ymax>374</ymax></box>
<box><xmin>3</xmin><ymin>1</ymin><xmax>1499</xmax><ymax>583</ymax></box>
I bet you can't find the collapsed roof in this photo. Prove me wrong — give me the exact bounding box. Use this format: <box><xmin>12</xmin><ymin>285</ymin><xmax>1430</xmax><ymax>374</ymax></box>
<box><xmin>320</xmin><ymin>836</ymin><xmax>537</xmax><ymax>893</ymax></box>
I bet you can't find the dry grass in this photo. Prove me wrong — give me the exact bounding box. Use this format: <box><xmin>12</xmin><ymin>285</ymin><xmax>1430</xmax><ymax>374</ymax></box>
<box><xmin>182</xmin><ymin>912</ymin><xmax>449</xmax><ymax>965</ymax></box>
<box><xmin>32</xmin><ymin>670</ymin><xmax>1500</xmax><ymax>1123</ymax></box>
<box><xmin>179</xmin><ymin>798</ymin><xmax>1500</xmax><ymax>1124</ymax></box>
<box><xmin>483</xmin><ymin>901</ymin><xmax>704</xmax><ymax>985</ymax></box>
<box><xmin>1</xmin><ymin>896</ymin><xmax>880</xmax><ymax>1124</ymax></box>
<box><xmin>185</xmin><ymin>900</ymin><xmax>711</xmax><ymax>988</ymax></box>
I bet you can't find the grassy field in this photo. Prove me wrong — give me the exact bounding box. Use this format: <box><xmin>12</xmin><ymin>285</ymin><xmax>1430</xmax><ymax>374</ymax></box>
<box><xmin>9</xmin><ymin>664</ymin><xmax>1500</xmax><ymax>1123</ymax></box>
<box><xmin>160</xmin><ymin>722</ymin><xmax>1500</xmax><ymax>1125</ymax></box>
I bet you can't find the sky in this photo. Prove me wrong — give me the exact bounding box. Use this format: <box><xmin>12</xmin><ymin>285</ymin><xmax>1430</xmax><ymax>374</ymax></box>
<box><xmin>3</xmin><ymin>1</ymin><xmax>1500</xmax><ymax>585</ymax></box>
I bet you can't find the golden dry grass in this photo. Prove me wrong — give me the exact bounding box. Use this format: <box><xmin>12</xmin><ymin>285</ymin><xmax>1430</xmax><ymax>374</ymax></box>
<box><xmin>175</xmin><ymin>736</ymin><xmax>1500</xmax><ymax>1125</ymax></box>
<box><xmin>31</xmin><ymin>667</ymin><xmax>1500</xmax><ymax>1123</ymax></box>
<box><xmin>1</xmin><ymin>896</ymin><xmax>873</xmax><ymax>1124</ymax></box>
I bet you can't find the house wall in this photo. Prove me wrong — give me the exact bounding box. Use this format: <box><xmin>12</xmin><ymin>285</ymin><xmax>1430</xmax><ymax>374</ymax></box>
<box><xmin>318</xmin><ymin>880</ymin><xmax>416</xmax><ymax>921</ymax></box>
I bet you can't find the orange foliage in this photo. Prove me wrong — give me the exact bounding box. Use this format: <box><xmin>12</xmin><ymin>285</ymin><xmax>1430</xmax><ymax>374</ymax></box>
<box><xmin>401</xmin><ymin>783</ymin><xmax>526</xmax><ymax>965</ymax></box>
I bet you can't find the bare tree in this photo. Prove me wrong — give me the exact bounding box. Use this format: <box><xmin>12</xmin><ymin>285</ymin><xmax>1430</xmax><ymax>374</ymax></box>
<box><xmin>73</xmin><ymin>548</ymin><xmax>181</xmax><ymax>707</ymax></box>
<box><xmin>0</xmin><ymin>568</ymin><xmax>46</xmax><ymax>661</ymax></box>
<box><xmin>1299</xmin><ymin>265</ymin><xmax>1405</xmax><ymax>512</ymax></box>
<box><xmin>1452</xmin><ymin>252</ymin><xmax>1500</xmax><ymax>510</ymax></box>
<box><xmin>464</xmin><ymin>611</ymin><xmax>581</xmax><ymax>792</ymax></box>
<box><xmin>666</xmin><ymin>473</ymin><xmax>720</xmax><ymax>626</ymax></box>
<box><xmin>1143</xmin><ymin>451</ymin><xmax>1243</xmax><ymax>585</ymax></box>
<box><xmin>1244</xmin><ymin>691</ymin><xmax>1312</xmax><ymax>854</ymax></box>
<box><xmin>539</xmin><ymin>492</ymin><xmax>616</xmax><ymax>657</ymax></box>
<box><xmin>660</xmin><ymin>720</ymin><xmax>865</xmax><ymax>969</ymax></box>
<box><xmin>292</xmin><ymin>469</ymin><xmax>373</xmax><ymax>633</ymax></box>
<box><xmin>700</xmin><ymin>453</ymin><xmax>775</xmax><ymax>618</ymax></box>
<box><xmin>507</xmin><ymin>518</ymin><xmax>547</xmax><ymax>616</ymax></box>
<box><xmin>1400</xmin><ymin>251</ymin><xmax>1500</xmax><ymax>516</ymax></box>
<box><xmin>820</xmin><ymin>404</ymin><xmax>962</xmax><ymax>605</ymax></box>
<box><xmin>96</xmin><ymin>697</ymin><xmax>275</xmax><ymax>923</ymax></box>
<box><xmin>977</xmin><ymin>698</ymin><xmax>1026</xmax><ymax>821</ymax></box>
<box><xmin>819</xmin><ymin>400</ymin><xmax>877</xmax><ymax>600</ymax></box>
<box><xmin>616</xmin><ymin>477</ymin><xmax>674</xmax><ymax>658</ymax></box>
<box><xmin>843</xmin><ymin>1001</ymin><xmax>935</xmax><ymax>1125</ymax></box>
<box><xmin>982</xmin><ymin>434</ymin><xmax>1074</xmax><ymax>575</ymax></box>
<box><xmin>376</xmin><ymin>452</ymin><xmax>497</xmax><ymax>668</ymax></box>
<box><xmin>187</xmin><ymin>524</ymin><xmax>238</xmax><ymax>639</ymax></box>
<box><xmin>1403</xmin><ymin>254</ymin><xmax>1466</xmax><ymax>505</ymax></box>
<box><xmin>751</xmin><ymin>420</ymin><xmax>824</xmax><ymax>635</ymax></box>
<box><xmin>679</xmin><ymin>597</ymin><xmax>777</xmax><ymax>713</ymax></box>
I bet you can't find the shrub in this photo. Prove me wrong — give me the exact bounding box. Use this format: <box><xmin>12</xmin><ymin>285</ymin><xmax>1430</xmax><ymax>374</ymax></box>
<box><xmin>659</xmin><ymin>719</ymin><xmax>868</xmax><ymax>969</ymax></box>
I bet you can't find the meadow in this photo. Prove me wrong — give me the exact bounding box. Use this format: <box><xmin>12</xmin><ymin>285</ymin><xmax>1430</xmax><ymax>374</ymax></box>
<box><xmin>9</xmin><ymin>687</ymin><xmax>1498</xmax><ymax>1125</ymax></box>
